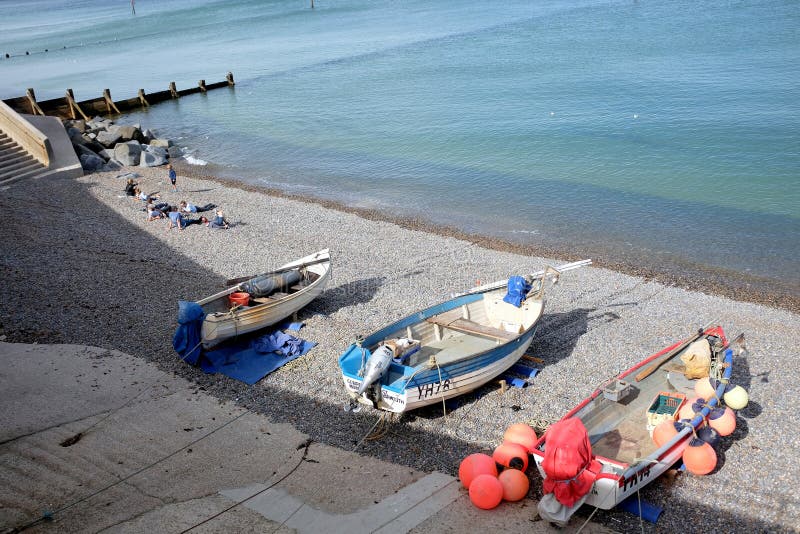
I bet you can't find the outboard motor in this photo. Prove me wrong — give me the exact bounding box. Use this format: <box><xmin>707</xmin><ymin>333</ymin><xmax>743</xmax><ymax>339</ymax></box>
<box><xmin>346</xmin><ymin>344</ymin><xmax>393</xmax><ymax>412</ymax></box>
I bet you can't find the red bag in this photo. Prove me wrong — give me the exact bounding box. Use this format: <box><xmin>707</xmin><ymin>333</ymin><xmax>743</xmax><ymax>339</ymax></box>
<box><xmin>541</xmin><ymin>418</ymin><xmax>602</xmax><ymax>507</ymax></box>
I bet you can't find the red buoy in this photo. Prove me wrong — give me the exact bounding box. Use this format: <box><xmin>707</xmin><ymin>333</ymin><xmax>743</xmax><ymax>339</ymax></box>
<box><xmin>469</xmin><ymin>474</ymin><xmax>504</xmax><ymax>509</ymax></box>
<box><xmin>503</xmin><ymin>423</ymin><xmax>537</xmax><ymax>453</ymax></box>
<box><xmin>498</xmin><ymin>468</ymin><xmax>529</xmax><ymax>501</ymax></box>
<box><xmin>458</xmin><ymin>453</ymin><xmax>497</xmax><ymax>489</ymax></box>
<box><xmin>493</xmin><ymin>441</ymin><xmax>529</xmax><ymax>471</ymax></box>
<box><xmin>682</xmin><ymin>438</ymin><xmax>717</xmax><ymax>475</ymax></box>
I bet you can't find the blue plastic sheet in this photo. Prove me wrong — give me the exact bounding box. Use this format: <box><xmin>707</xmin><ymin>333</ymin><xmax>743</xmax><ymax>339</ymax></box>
<box><xmin>172</xmin><ymin>303</ymin><xmax>315</xmax><ymax>384</ymax></box>
<box><xmin>502</xmin><ymin>276</ymin><xmax>532</xmax><ymax>307</ymax></box>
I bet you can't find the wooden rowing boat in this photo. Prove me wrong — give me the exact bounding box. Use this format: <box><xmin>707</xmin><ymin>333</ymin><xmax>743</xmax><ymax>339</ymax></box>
<box><xmin>197</xmin><ymin>249</ymin><xmax>330</xmax><ymax>347</ymax></box>
<box><xmin>531</xmin><ymin>325</ymin><xmax>743</xmax><ymax>520</ymax></box>
<box><xmin>338</xmin><ymin>260</ymin><xmax>590</xmax><ymax>413</ymax></box>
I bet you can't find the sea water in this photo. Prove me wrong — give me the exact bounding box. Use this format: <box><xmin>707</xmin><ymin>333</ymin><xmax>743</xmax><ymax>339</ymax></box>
<box><xmin>1</xmin><ymin>0</ymin><xmax>798</xmax><ymax>290</ymax></box>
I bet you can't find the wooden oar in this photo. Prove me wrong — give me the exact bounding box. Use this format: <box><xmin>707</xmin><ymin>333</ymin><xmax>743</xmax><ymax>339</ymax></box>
<box><xmin>456</xmin><ymin>259</ymin><xmax>592</xmax><ymax>297</ymax></box>
<box><xmin>224</xmin><ymin>255</ymin><xmax>330</xmax><ymax>286</ymax></box>
<box><xmin>635</xmin><ymin>321</ymin><xmax>717</xmax><ymax>382</ymax></box>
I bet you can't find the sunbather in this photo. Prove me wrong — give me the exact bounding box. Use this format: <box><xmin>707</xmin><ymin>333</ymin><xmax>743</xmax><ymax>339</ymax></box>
<box><xmin>180</xmin><ymin>200</ymin><xmax>216</xmax><ymax>213</ymax></box>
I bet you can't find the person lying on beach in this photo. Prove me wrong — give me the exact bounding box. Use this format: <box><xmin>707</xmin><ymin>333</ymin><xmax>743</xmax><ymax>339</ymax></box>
<box><xmin>209</xmin><ymin>209</ymin><xmax>230</xmax><ymax>229</ymax></box>
<box><xmin>136</xmin><ymin>189</ymin><xmax>159</xmax><ymax>203</ymax></box>
<box><xmin>167</xmin><ymin>206</ymin><xmax>208</xmax><ymax>230</ymax></box>
<box><xmin>179</xmin><ymin>200</ymin><xmax>216</xmax><ymax>213</ymax></box>
<box><xmin>125</xmin><ymin>178</ymin><xmax>138</xmax><ymax>196</ymax></box>
<box><xmin>146</xmin><ymin>202</ymin><xmax>171</xmax><ymax>221</ymax></box>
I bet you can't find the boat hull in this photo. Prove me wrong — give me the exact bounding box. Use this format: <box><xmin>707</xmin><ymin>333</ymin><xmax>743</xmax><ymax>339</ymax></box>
<box><xmin>531</xmin><ymin>326</ymin><xmax>734</xmax><ymax>510</ymax></box>
<box><xmin>339</xmin><ymin>290</ymin><xmax>544</xmax><ymax>413</ymax></box>
<box><xmin>200</xmin><ymin>250</ymin><xmax>330</xmax><ymax>347</ymax></box>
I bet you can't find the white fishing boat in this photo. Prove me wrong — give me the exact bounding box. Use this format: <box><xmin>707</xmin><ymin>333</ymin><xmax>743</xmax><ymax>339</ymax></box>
<box><xmin>338</xmin><ymin>260</ymin><xmax>591</xmax><ymax>413</ymax></box>
<box><xmin>197</xmin><ymin>249</ymin><xmax>330</xmax><ymax>347</ymax></box>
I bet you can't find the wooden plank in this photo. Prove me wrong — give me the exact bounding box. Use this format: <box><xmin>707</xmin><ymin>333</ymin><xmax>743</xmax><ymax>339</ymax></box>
<box><xmin>425</xmin><ymin>309</ymin><xmax>515</xmax><ymax>342</ymax></box>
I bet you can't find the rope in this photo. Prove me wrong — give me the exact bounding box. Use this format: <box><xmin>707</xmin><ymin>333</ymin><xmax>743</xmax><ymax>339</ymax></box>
<box><xmin>350</xmin><ymin>415</ymin><xmax>386</xmax><ymax>452</ymax></box>
<box><xmin>575</xmin><ymin>504</ymin><xmax>600</xmax><ymax>534</ymax></box>
<box><xmin>8</xmin><ymin>410</ymin><xmax>250</xmax><ymax>533</ymax></box>
<box><xmin>180</xmin><ymin>439</ymin><xmax>313</xmax><ymax>534</ymax></box>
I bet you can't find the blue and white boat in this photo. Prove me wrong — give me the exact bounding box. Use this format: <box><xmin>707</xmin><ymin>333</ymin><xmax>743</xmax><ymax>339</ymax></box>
<box><xmin>339</xmin><ymin>260</ymin><xmax>590</xmax><ymax>413</ymax></box>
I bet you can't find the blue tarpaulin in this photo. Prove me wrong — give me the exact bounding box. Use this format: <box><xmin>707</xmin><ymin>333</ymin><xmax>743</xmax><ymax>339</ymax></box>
<box><xmin>172</xmin><ymin>302</ymin><xmax>315</xmax><ymax>385</ymax></box>
<box><xmin>502</xmin><ymin>276</ymin><xmax>532</xmax><ymax>307</ymax></box>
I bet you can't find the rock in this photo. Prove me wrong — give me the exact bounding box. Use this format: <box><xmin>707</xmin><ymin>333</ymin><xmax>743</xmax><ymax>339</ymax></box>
<box><xmin>98</xmin><ymin>148</ymin><xmax>114</xmax><ymax>161</ymax></box>
<box><xmin>114</xmin><ymin>142</ymin><xmax>142</xmax><ymax>166</ymax></box>
<box><xmin>143</xmin><ymin>145</ymin><xmax>168</xmax><ymax>158</ymax></box>
<box><xmin>149</xmin><ymin>138</ymin><xmax>173</xmax><ymax>148</ymax></box>
<box><xmin>167</xmin><ymin>146</ymin><xmax>183</xmax><ymax>158</ymax></box>
<box><xmin>96</xmin><ymin>130</ymin><xmax>123</xmax><ymax>148</ymax></box>
<box><xmin>65</xmin><ymin>120</ymin><xmax>86</xmax><ymax>132</ymax></box>
<box><xmin>73</xmin><ymin>143</ymin><xmax>101</xmax><ymax>160</ymax></box>
<box><xmin>80</xmin><ymin>152</ymin><xmax>105</xmax><ymax>172</ymax></box>
<box><xmin>116</xmin><ymin>125</ymin><xmax>144</xmax><ymax>143</ymax></box>
<box><xmin>102</xmin><ymin>160</ymin><xmax>122</xmax><ymax>171</ymax></box>
<box><xmin>139</xmin><ymin>150</ymin><xmax>168</xmax><ymax>167</ymax></box>
<box><xmin>142</xmin><ymin>129</ymin><xmax>156</xmax><ymax>143</ymax></box>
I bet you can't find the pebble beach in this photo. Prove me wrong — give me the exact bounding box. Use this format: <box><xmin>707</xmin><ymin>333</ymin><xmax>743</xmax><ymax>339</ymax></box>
<box><xmin>1</xmin><ymin>163</ymin><xmax>798</xmax><ymax>533</ymax></box>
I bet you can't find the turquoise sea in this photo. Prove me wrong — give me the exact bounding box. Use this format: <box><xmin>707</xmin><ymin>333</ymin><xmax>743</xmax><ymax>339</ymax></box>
<box><xmin>2</xmin><ymin>0</ymin><xmax>798</xmax><ymax>293</ymax></box>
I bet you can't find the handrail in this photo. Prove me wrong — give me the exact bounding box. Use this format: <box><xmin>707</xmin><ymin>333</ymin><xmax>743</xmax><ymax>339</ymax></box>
<box><xmin>0</xmin><ymin>99</ymin><xmax>50</xmax><ymax>166</ymax></box>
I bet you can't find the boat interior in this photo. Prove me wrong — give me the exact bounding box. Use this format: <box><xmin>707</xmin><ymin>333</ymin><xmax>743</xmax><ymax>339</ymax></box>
<box><xmin>374</xmin><ymin>289</ymin><xmax>544</xmax><ymax>371</ymax></box>
<box><xmin>203</xmin><ymin>270</ymin><xmax>321</xmax><ymax>315</ymax></box>
<box><xmin>575</xmin><ymin>334</ymin><xmax>723</xmax><ymax>465</ymax></box>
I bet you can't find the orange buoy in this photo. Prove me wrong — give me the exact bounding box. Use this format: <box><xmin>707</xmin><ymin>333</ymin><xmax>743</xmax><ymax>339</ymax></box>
<box><xmin>228</xmin><ymin>292</ymin><xmax>250</xmax><ymax>307</ymax></box>
<box><xmin>469</xmin><ymin>474</ymin><xmax>504</xmax><ymax>509</ymax></box>
<box><xmin>653</xmin><ymin>420</ymin><xmax>680</xmax><ymax>448</ymax></box>
<box><xmin>682</xmin><ymin>438</ymin><xmax>717</xmax><ymax>475</ymax></box>
<box><xmin>503</xmin><ymin>423</ymin><xmax>537</xmax><ymax>453</ymax></box>
<box><xmin>493</xmin><ymin>441</ymin><xmax>529</xmax><ymax>471</ymax></box>
<box><xmin>678</xmin><ymin>396</ymin><xmax>702</xmax><ymax>420</ymax></box>
<box><xmin>707</xmin><ymin>406</ymin><xmax>736</xmax><ymax>436</ymax></box>
<box><xmin>498</xmin><ymin>468</ymin><xmax>529</xmax><ymax>501</ymax></box>
<box><xmin>695</xmin><ymin>377</ymin><xmax>719</xmax><ymax>400</ymax></box>
<box><xmin>458</xmin><ymin>453</ymin><xmax>497</xmax><ymax>489</ymax></box>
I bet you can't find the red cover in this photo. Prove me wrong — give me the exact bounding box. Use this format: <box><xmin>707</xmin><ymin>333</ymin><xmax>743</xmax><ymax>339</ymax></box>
<box><xmin>541</xmin><ymin>418</ymin><xmax>602</xmax><ymax>507</ymax></box>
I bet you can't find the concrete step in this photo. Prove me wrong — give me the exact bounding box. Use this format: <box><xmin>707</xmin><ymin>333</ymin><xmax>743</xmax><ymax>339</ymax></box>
<box><xmin>0</xmin><ymin>155</ymin><xmax>36</xmax><ymax>174</ymax></box>
<box><xmin>0</xmin><ymin>162</ymin><xmax>45</xmax><ymax>183</ymax></box>
<box><xmin>0</xmin><ymin>151</ymin><xmax>30</xmax><ymax>167</ymax></box>
<box><xmin>0</xmin><ymin>146</ymin><xmax>25</xmax><ymax>161</ymax></box>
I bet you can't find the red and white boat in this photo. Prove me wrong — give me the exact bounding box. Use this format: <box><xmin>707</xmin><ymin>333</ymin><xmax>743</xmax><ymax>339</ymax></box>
<box><xmin>531</xmin><ymin>325</ymin><xmax>742</xmax><ymax>520</ymax></box>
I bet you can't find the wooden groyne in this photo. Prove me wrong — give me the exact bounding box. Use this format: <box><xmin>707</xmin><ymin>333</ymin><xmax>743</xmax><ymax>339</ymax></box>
<box><xmin>2</xmin><ymin>72</ymin><xmax>235</xmax><ymax>120</ymax></box>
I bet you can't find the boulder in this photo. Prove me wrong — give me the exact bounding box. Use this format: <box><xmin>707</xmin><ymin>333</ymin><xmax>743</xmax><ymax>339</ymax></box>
<box><xmin>65</xmin><ymin>119</ymin><xmax>86</xmax><ymax>132</ymax></box>
<box><xmin>102</xmin><ymin>160</ymin><xmax>122</xmax><ymax>172</ymax></box>
<box><xmin>149</xmin><ymin>138</ymin><xmax>173</xmax><ymax>148</ymax></box>
<box><xmin>114</xmin><ymin>142</ymin><xmax>142</xmax><ymax>166</ymax></box>
<box><xmin>167</xmin><ymin>146</ymin><xmax>183</xmax><ymax>158</ymax></box>
<box><xmin>80</xmin><ymin>153</ymin><xmax>105</xmax><ymax>172</ymax></box>
<box><xmin>116</xmin><ymin>125</ymin><xmax>144</xmax><ymax>143</ymax></box>
<box><xmin>143</xmin><ymin>145</ymin><xmax>168</xmax><ymax>158</ymax></box>
<box><xmin>73</xmin><ymin>143</ymin><xmax>101</xmax><ymax>159</ymax></box>
<box><xmin>96</xmin><ymin>130</ymin><xmax>123</xmax><ymax>148</ymax></box>
<box><xmin>142</xmin><ymin>129</ymin><xmax>156</xmax><ymax>143</ymax></box>
<box><xmin>98</xmin><ymin>148</ymin><xmax>114</xmax><ymax>161</ymax></box>
<box><xmin>139</xmin><ymin>150</ymin><xmax>168</xmax><ymax>167</ymax></box>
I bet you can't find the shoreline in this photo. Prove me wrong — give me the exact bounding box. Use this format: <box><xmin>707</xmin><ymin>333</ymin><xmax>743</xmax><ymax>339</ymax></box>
<box><xmin>174</xmin><ymin>162</ymin><xmax>800</xmax><ymax>315</ymax></box>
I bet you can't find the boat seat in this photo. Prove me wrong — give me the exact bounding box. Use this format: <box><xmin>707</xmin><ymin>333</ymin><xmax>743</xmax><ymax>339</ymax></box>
<box><xmin>251</xmin><ymin>292</ymin><xmax>289</xmax><ymax>304</ymax></box>
<box><xmin>289</xmin><ymin>280</ymin><xmax>311</xmax><ymax>291</ymax></box>
<box><xmin>426</xmin><ymin>308</ymin><xmax>517</xmax><ymax>342</ymax></box>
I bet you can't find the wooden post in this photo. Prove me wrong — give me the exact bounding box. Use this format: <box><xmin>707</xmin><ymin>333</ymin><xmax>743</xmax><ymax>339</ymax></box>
<box><xmin>226</xmin><ymin>72</ymin><xmax>235</xmax><ymax>86</ymax></box>
<box><xmin>26</xmin><ymin>88</ymin><xmax>45</xmax><ymax>116</ymax></box>
<box><xmin>138</xmin><ymin>88</ymin><xmax>149</xmax><ymax>107</ymax></box>
<box><xmin>198</xmin><ymin>79</ymin><xmax>207</xmax><ymax>92</ymax></box>
<box><xmin>102</xmin><ymin>89</ymin><xmax>121</xmax><ymax>114</ymax></box>
<box><xmin>65</xmin><ymin>89</ymin><xmax>89</xmax><ymax>121</ymax></box>
<box><xmin>169</xmin><ymin>81</ymin><xmax>178</xmax><ymax>99</ymax></box>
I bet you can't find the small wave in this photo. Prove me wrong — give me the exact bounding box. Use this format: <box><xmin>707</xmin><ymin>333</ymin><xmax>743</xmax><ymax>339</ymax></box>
<box><xmin>184</xmin><ymin>155</ymin><xmax>207</xmax><ymax>166</ymax></box>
